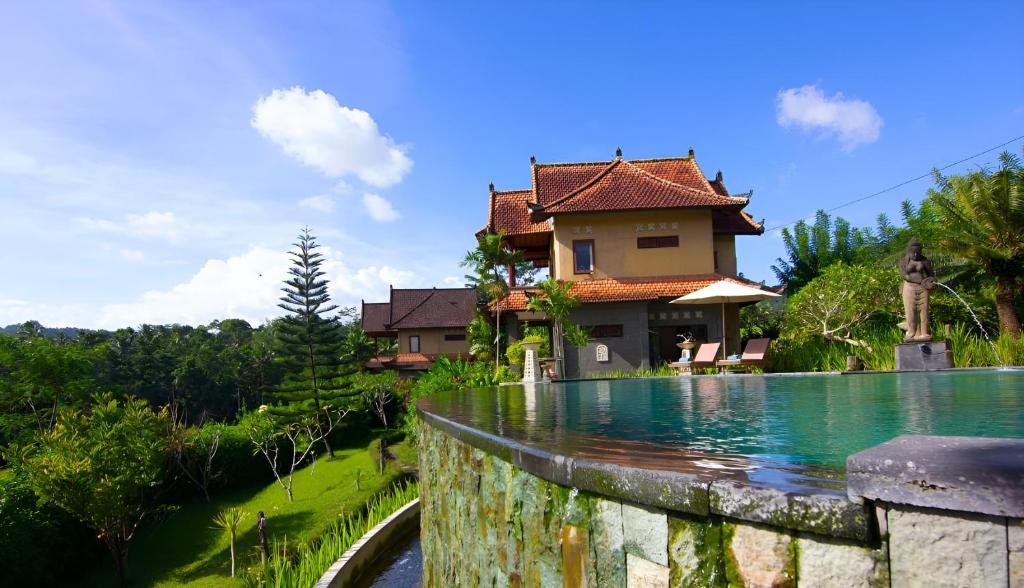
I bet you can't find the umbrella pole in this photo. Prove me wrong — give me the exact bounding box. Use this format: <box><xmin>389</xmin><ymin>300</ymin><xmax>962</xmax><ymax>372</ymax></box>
<box><xmin>721</xmin><ymin>302</ymin><xmax>727</xmax><ymax>360</ymax></box>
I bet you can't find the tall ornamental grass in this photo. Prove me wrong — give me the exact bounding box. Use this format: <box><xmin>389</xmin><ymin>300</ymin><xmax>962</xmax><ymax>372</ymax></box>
<box><xmin>241</xmin><ymin>481</ymin><xmax>419</xmax><ymax>588</ymax></box>
<box><xmin>769</xmin><ymin>323</ymin><xmax>1023</xmax><ymax>372</ymax></box>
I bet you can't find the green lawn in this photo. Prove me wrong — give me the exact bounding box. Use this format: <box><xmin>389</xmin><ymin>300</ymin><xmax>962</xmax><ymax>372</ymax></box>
<box><xmin>86</xmin><ymin>446</ymin><xmax>403</xmax><ymax>587</ymax></box>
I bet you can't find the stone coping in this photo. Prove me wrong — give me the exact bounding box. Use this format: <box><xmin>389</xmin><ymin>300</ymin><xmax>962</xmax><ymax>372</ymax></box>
<box><xmin>418</xmin><ymin>407</ymin><xmax>872</xmax><ymax>542</ymax></box>
<box><xmin>314</xmin><ymin>498</ymin><xmax>420</xmax><ymax>588</ymax></box>
<box><xmin>847</xmin><ymin>434</ymin><xmax>1024</xmax><ymax>518</ymax></box>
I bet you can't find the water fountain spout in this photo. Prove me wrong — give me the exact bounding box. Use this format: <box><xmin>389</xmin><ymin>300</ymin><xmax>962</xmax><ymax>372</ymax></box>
<box><xmin>936</xmin><ymin>282</ymin><xmax>1005</xmax><ymax>366</ymax></box>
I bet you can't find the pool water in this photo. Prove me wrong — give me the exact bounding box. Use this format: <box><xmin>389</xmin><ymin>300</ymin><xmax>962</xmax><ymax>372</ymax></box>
<box><xmin>422</xmin><ymin>369</ymin><xmax>1024</xmax><ymax>470</ymax></box>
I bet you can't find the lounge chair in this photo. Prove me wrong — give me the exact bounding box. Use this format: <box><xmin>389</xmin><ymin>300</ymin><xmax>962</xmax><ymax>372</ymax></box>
<box><xmin>670</xmin><ymin>342</ymin><xmax>720</xmax><ymax>374</ymax></box>
<box><xmin>717</xmin><ymin>338</ymin><xmax>771</xmax><ymax>372</ymax></box>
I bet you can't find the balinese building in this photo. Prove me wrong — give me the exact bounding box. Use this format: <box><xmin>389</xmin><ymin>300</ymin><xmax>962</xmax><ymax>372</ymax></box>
<box><xmin>482</xmin><ymin>148</ymin><xmax>768</xmax><ymax>377</ymax></box>
<box><xmin>361</xmin><ymin>287</ymin><xmax>478</xmax><ymax>375</ymax></box>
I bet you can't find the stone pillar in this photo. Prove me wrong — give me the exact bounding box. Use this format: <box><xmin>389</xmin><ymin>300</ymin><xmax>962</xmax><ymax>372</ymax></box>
<box><xmin>521</xmin><ymin>342</ymin><xmax>541</xmax><ymax>383</ymax></box>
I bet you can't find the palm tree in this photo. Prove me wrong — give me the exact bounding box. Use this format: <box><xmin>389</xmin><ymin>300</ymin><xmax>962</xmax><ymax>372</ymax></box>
<box><xmin>771</xmin><ymin>210</ymin><xmax>859</xmax><ymax>291</ymax></box>
<box><xmin>526</xmin><ymin>278</ymin><xmax>581</xmax><ymax>377</ymax></box>
<box><xmin>927</xmin><ymin>151</ymin><xmax>1024</xmax><ymax>337</ymax></box>
<box><xmin>462</xmin><ymin>231</ymin><xmax>526</xmax><ymax>368</ymax></box>
<box><xmin>211</xmin><ymin>508</ymin><xmax>247</xmax><ymax>577</ymax></box>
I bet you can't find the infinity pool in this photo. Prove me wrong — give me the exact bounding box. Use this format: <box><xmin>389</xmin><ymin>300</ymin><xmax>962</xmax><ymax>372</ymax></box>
<box><xmin>421</xmin><ymin>369</ymin><xmax>1024</xmax><ymax>473</ymax></box>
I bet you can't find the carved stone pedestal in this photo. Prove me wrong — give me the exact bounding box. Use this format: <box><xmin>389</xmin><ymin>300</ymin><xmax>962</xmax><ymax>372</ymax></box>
<box><xmin>895</xmin><ymin>341</ymin><xmax>953</xmax><ymax>371</ymax></box>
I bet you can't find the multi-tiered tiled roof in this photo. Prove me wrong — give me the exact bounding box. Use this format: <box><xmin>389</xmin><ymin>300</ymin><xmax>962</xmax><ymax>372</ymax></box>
<box><xmin>481</xmin><ymin>150</ymin><xmax>764</xmax><ymax>238</ymax></box>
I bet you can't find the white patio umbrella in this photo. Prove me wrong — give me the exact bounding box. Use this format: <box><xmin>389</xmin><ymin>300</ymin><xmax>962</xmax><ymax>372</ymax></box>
<box><xmin>670</xmin><ymin>280</ymin><xmax>781</xmax><ymax>360</ymax></box>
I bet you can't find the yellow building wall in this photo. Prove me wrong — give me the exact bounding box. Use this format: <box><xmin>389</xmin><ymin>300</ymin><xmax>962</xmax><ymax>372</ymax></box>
<box><xmin>713</xmin><ymin>234</ymin><xmax>737</xmax><ymax>276</ymax></box>
<box><xmin>398</xmin><ymin>328</ymin><xmax>472</xmax><ymax>356</ymax></box>
<box><xmin>550</xmin><ymin>210</ymin><xmax>715</xmax><ymax>281</ymax></box>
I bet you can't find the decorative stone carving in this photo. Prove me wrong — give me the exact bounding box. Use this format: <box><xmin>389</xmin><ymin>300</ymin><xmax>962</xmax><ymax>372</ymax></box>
<box><xmin>521</xmin><ymin>342</ymin><xmax>542</xmax><ymax>383</ymax></box>
<box><xmin>596</xmin><ymin>344</ymin><xmax>610</xmax><ymax>363</ymax></box>
<box><xmin>898</xmin><ymin>237</ymin><xmax>936</xmax><ymax>342</ymax></box>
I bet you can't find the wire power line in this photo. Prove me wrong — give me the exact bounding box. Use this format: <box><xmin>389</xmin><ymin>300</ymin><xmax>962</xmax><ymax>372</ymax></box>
<box><xmin>765</xmin><ymin>133</ymin><xmax>1024</xmax><ymax>233</ymax></box>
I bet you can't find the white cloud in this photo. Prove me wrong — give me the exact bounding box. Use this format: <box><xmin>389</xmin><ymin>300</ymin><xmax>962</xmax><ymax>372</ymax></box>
<box><xmin>251</xmin><ymin>87</ymin><xmax>413</xmax><ymax>187</ymax></box>
<box><xmin>442</xmin><ymin>276</ymin><xmax>463</xmax><ymax>287</ymax></box>
<box><xmin>776</xmin><ymin>84</ymin><xmax>883</xmax><ymax>151</ymax></box>
<box><xmin>362</xmin><ymin>192</ymin><xmax>399</xmax><ymax>222</ymax></box>
<box><xmin>0</xmin><ymin>245</ymin><xmax>423</xmax><ymax>329</ymax></box>
<box><xmin>298</xmin><ymin>194</ymin><xmax>336</xmax><ymax>213</ymax></box>
<box><xmin>119</xmin><ymin>248</ymin><xmax>145</xmax><ymax>261</ymax></box>
<box><xmin>75</xmin><ymin>211</ymin><xmax>217</xmax><ymax>243</ymax></box>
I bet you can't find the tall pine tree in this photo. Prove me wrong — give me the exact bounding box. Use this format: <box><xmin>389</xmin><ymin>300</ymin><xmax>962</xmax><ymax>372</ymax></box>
<box><xmin>272</xmin><ymin>228</ymin><xmax>355</xmax><ymax>457</ymax></box>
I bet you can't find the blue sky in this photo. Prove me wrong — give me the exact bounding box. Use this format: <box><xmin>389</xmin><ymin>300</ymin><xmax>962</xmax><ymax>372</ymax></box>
<box><xmin>1</xmin><ymin>1</ymin><xmax>1022</xmax><ymax>328</ymax></box>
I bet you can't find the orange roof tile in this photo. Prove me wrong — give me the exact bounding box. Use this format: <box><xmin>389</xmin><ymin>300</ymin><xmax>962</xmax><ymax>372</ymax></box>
<box><xmin>536</xmin><ymin>160</ymin><xmax>736</xmax><ymax>216</ymax></box>
<box><xmin>486</xmin><ymin>189</ymin><xmax>552</xmax><ymax>236</ymax></box>
<box><xmin>533</xmin><ymin>161</ymin><xmax>609</xmax><ymax>205</ymax></box>
<box><xmin>493</xmin><ymin>274</ymin><xmax>770</xmax><ymax>312</ymax></box>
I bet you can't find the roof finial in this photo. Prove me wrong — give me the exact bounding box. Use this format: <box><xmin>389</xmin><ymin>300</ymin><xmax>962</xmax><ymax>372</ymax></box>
<box><xmin>530</xmin><ymin>155</ymin><xmax>536</xmax><ymax>165</ymax></box>
<box><xmin>688</xmin><ymin>147</ymin><xmax>695</xmax><ymax>158</ymax></box>
<box><xmin>715</xmin><ymin>170</ymin><xmax>723</xmax><ymax>182</ymax></box>
<box><xmin>488</xmin><ymin>181</ymin><xmax>495</xmax><ymax>192</ymax></box>
<box><xmin>615</xmin><ymin>147</ymin><xmax>622</xmax><ymax>159</ymax></box>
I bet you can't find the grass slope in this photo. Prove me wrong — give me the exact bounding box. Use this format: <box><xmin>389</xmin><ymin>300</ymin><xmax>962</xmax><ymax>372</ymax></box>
<box><xmin>87</xmin><ymin>446</ymin><xmax>402</xmax><ymax>587</ymax></box>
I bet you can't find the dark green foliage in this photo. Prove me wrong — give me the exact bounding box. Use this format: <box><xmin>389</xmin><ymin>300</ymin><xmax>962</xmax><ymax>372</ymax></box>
<box><xmin>772</xmin><ymin>211</ymin><xmax>860</xmax><ymax>291</ymax></box>
<box><xmin>0</xmin><ymin>334</ymin><xmax>98</xmax><ymax>448</ymax></box>
<box><xmin>10</xmin><ymin>393</ymin><xmax>171</xmax><ymax>585</ymax></box>
<box><xmin>739</xmin><ymin>301</ymin><xmax>786</xmax><ymax>341</ymax></box>
<box><xmin>271</xmin><ymin>229</ymin><xmax>360</xmax><ymax>453</ymax></box>
<box><xmin>926</xmin><ymin>150</ymin><xmax>1024</xmax><ymax>336</ymax></box>
<box><xmin>401</xmin><ymin>356</ymin><xmax>498</xmax><ymax>438</ymax></box>
<box><xmin>340</xmin><ymin>327</ymin><xmax>376</xmax><ymax>367</ymax></box>
<box><xmin>0</xmin><ymin>472</ymin><xmax>104</xmax><ymax>587</ymax></box>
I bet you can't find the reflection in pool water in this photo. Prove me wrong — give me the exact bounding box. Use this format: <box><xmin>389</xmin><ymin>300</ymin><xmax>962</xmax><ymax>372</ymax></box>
<box><xmin>421</xmin><ymin>370</ymin><xmax>1024</xmax><ymax>471</ymax></box>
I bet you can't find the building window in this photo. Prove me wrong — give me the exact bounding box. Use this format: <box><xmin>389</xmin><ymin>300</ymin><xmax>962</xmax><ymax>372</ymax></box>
<box><xmin>589</xmin><ymin>324</ymin><xmax>623</xmax><ymax>338</ymax></box>
<box><xmin>637</xmin><ymin>235</ymin><xmax>679</xmax><ymax>249</ymax></box>
<box><xmin>573</xmin><ymin>240</ymin><xmax>594</xmax><ymax>274</ymax></box>
<box><xmin>409</xmin><ymin>335</ymin><xmax>420</xmax><ymax>353</ymax></box>
<box><xmin>444</xmin><ymin>334</ymin><xmax>466</xmax><ymax>341</ymax></box>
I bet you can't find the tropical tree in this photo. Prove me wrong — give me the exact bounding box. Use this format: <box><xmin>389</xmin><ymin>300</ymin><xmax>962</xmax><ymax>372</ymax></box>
<box><xmin>772</xmin><ymin>210</ymin><xmax>859</xmax><ymax>291</ymax></box>
<box><xmin>241</xmin><ymin>405</ymin><xmax>347</xmax><ymax>502</ymax></box>
<box><xmin>211</xmin><ymin>508</ymin><xmax>247</xmax><ymax>577</ymax></box>
<box><xmin>926</xmin><ymin>151</ymin><xmax>1024</xmax><ymax>336</ymax></box>
<box><xmin>340</xmin><ymin>328</ymin><xmax>376</xmax><ymax>368</ymax></box>
<box><xmin>526</xmin><ymin>278</ymin><xmax>581</xmax><ymax>376</ymax></box>
<box><xmin>168</xmin><ymin>419</ymin><xmax>222</xmax><ymax>502</ymax></box>
<box><xmin>461</xmin><ymin>230</ymin><xmax>527</xmax><ymax>368</ymax></box>
<box><xmin>9</xmin><ymin>394</ymin><xmax>170</xmax><ymax>586</ymax></box>
<box><xmin>465</xmin><ymin>311</ymin><xmax>497</xmax><ymax>361</ymax></box>
<box><xmin>783</xmin><ymin>263</ymin><xmax>900</xmax><ymax>351</ymax></box>
<box><xmin>273</xmin><ymin>229</ymin><xmax>357</xmax><ymax>457</ymax></box>
<box><xmin>0</xmin><ymin>334</ymin><xmax>96</xmax><ymax>439</ymax></box>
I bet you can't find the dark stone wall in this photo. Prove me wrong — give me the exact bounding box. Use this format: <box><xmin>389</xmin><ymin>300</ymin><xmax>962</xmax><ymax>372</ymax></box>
<box><xmin>564</xmin><ymin>302</ymin><xmax>650</xmax><ymax>377</ymax></box>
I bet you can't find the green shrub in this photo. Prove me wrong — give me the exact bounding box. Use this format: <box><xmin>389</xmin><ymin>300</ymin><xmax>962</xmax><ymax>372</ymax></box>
<box><xmin>400</xmin><ymin>356</ymin><xmax>497</xmax><ymax>439</ymax></box>
<box><xmin>0</xmin><ymin>472</ymin><xmax>104</xmax><ymax>586</ymax></box>
<box><xmin>505</xmin><ymin>334</ymin><xmax>550</xmax><ymax>369</ymax></box>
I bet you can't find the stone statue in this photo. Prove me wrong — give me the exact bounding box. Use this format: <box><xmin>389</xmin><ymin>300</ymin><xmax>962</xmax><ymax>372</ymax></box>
<box><xmin>257</xmin><ymin>511</ymin><xmax>270</xmax><ymax>562</ymax></box>
<box><xmin>898</xmin><ymin>237</ymin><xmax>936</xmax><ymax>342</ymax></box>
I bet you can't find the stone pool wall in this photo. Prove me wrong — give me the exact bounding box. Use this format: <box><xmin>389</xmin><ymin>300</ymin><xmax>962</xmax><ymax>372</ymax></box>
<box><xmin>419</xmin><ymin>422</ymin><xmax>1023</xmax><ymax>587</ymax></box>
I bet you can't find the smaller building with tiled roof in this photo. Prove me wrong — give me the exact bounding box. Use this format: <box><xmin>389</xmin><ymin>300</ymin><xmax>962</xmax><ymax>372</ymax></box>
<box><xmin>362</xmin><ymin>287</ymin><xmax>479</xmax><ymax>373</ymax></box>
<box><xmin>478</xmin><ymin>148</ymin><xmax>767</xmax><ymax>377</ymax></box>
